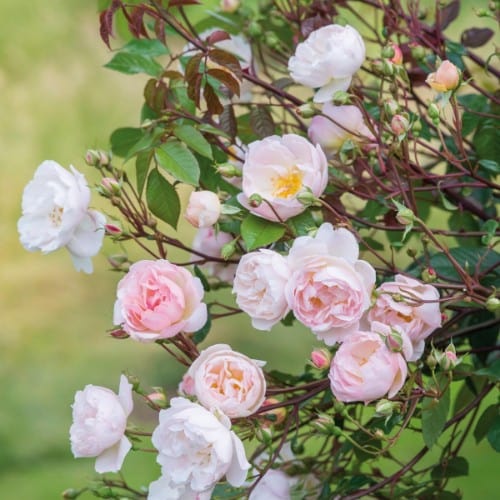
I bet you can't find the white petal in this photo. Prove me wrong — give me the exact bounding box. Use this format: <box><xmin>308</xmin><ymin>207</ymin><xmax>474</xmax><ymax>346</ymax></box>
<box><xmin>313</xmin><ymin>76</ymin><xmax>352</xmax><ymax>103</ymax></box>
<box><xmin>94</xmin><ymin>436</ymin><xmax>131</xmax><ymax>473</ymax></box>
<box><xmin>226</xmin><ymin>432</ymin><xmax>250</xmax><ymax>487</ymax></box>
<box><xmin>118</xmin><ymin>374</ymin><xmax>134</xmax><ymax>416</ymax></box>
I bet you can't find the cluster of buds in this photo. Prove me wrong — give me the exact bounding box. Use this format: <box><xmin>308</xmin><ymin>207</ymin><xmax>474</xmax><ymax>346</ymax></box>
<box><xmin>84</xmin><ymin>149</ymin><xmax>111</xmax><ymax>168</ymax></box>
<box><xmin>427</xmin><ymin>344</ymin><xmax>461</xmax><ymax>371</ymax></box>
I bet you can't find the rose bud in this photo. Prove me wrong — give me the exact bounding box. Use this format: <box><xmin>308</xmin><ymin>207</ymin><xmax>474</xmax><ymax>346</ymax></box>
<box><xmin>391</xmin><ymin>114</ymin><xmax>410</xmax><ymax>136</ymax></box>
<box><xmin>426</xmin><ymin>60</ymin><xmax>460</xmax><ymax>92</ymax></box>
<box><xmin>185</xmin><ymin>190</ymin><xmax>221</xmax><ymax>228</ymax></box>
<box><xmin>311</xmin><ymin>348</ymin><xmax>332</xmax><ymax>369</ymax></box>
<box><xmin>260</xmin><ymin>398</ymin><xmax>287</xmax><ymax>426</ymax></box>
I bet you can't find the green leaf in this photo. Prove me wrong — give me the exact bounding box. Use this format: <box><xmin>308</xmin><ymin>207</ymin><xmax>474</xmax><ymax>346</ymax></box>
<box><xmin>193</xmin><ymin>265</ymin><xmax>211</xmax><ymax>292</ymax></box>
<box><xmin>478</xmin><ymin>159</ymin><xmax>500</xmax><ymax>175</ymax></box>
<box><xmin>104</xmin><ymin>52</ymin><xmax>163</xmax><ymax>77</ymax></box>
<box><xmin>431</xmin><ymin>456</ymin><xmax>469</xmax><ymax>480</ymax></box>
<box><xmin>474</xmin><ymin>122</ymin><xmax>500</xmax><ymax>163</ymax></box>
<box><xmin>173</xmin><ymin>124</ymin><xmax>213</xmax><ymax>159</ymax></box>
<box><xmin>475</xmin><ymin>359</ymin><xmax>500</xmax><ymax>381</ymax></box>
<box><xmin>110</xmin><ymin>127</ymin><xmax>144</xmax><ymax>157</ymax></box>
<box><xmin>422</xmin><ymin>387</ymin><xmax>450</xmax><ymax>449</ymax></box>
<box><xmin>192</xmin><ymin>314</ymin><xmax>211</xmax><ymax>345</ymax></box>
<box><xmin>487</xmin><ymin>415</ymin><xmax>500</xmax><ymax>452</ymax></box>
<box><xmin>287</xmin><ymin>211</ymin><xmax>317</xmax><ymax>237</ymax></box>
<box><xmin>155</xmin><ymin>141</ymin><xmax>200</xmax><ymax>186</ymax></box>
<box><xmin>136</xmin><ymin>151</ymin><xmax>152</xmax><ymax>195</ymax></box>
<box><xmin>146</xmin><ymin>169</ymin><xmax>180</xmax><ymax>229</ymax></box>
<box><xmin>120</xmin><ymin>38</ymin><xmax>169</xmax><ymax>57</ymax></box>
<box><xmin>481</xmin><ymin>219</ymin><xmax>499</xmax><ymax>245</ymax></box>
<box><xmin>474</xmin><ymin>404</ymin><xmax>498</xmax><ymax>444</ymax></box>
<box><xmin>241</xmin><ymin>214</ymin><xmax>285</xmax><ymax>251</ymax></box>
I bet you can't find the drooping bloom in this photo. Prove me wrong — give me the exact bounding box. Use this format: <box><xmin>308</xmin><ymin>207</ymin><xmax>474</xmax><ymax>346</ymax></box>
<box><xmin>70</xmin><ymin>375</ymin><xmax>133</xmax><ymax>473</ymax></box>
<box><xmin>238</xmin><ymin>134</ymin><xmax>328</xmax><ymax>222</ymax></box>
<box><xmin>233</xmin><ymin>249</ymin><xmax>290</xmax><ymax>330</ymax></box>
<box><xmin>151</xmin><ymin>398</ymin><xmax>250</xmax><ymax>498</ymax></box>
<box><xmin>18</xmin><ymin>160</ymin><xmax>105</xmax><ymax>273</ymax></box>
<box><xmin>366</xmin><ymin>274</ymin><xmax>441</xmax><ymax>361</ymax></box>
<box><xmin>308</xmin><ymin>103</ymin><xmax>374</xmax><ymax>157</ymax></box>
<box><xmin>288</xmin><ymin>24</ymin><xmax>365</xmax><ymax>103</ymax></box>
<box><xmin>183</xmin><ymin>344</ymin><xmax>267</xmax><ymax>418</ymax></box>
<box><xmin>113</xmin><ymin>259</ymin><xmax>207</xmax><ymax>342</ymax></box>
<box><xmin>329</xmin><ymin>330</ymin><xmax>407</xmax><ymax>403</ymax></box>
<box><xmin>286</xmin><ymin>223</ymin><xmax>376</xmax><ymax>345</ymax></box>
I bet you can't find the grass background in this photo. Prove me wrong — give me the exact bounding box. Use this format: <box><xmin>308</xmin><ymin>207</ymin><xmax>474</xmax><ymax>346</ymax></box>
<box><xmin>0</xmin><ymin>0</ymin><xmax>497</xmax><ymax>497</ymax></box>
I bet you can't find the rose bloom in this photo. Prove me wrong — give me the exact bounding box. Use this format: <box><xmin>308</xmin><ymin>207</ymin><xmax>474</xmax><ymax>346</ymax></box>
<box><xmin>70</xmin><ymin>375</ymin><xmax>133</xmax><ymax>473</ymax></box>
<box><xmin>18</xmin><ymin>160</ymin><xmax>105</xmax><ymax>273</ymax></box>
<box><xmin>238</xmin><ymin>134</ymin><xmax>328</xmax><ymax>222</ymax></box>
<box><xmin>308</xmin><ymin>104</ymin><xmax>375</xmax><ymax>158</ymax></box>
<box><xmin>185</xmin><ymin>190</ymin><xmax>221</xmax><ymax>228</ymax></box>
<box><xmin>288</xmin><ymin>24</ymin><xmax>365</xmax><ymax>103</ymax></box>
<box><xmin>184</xmin><ymin>344</ymin><xmax>266</xmax><ymax>418</ymax></box>
<box><xmin>329</xmin><ymin>330</ymin><xmax>407</xmax><ymax>403</ymax></box>
<box><xmin>233</xmin><ymin>249</ymin><xmax>290</xmax><ymax>330</ymax></box>
<box><xmin>366</xmin><ymin>274</ymin><xmax>442</xmax><ymax>361</ymax></box>
<box><xmin>151</xmin><ymin>397</ymin><xmax>250</xmax><ymax>496</ymax></box>
<box><xmin>113</xmin><ymin>259</ymin><xmax>207</xmax><ymax>342</ymax></box>
<box><xmin>286</xmin><ymin>223</ymin><xmax>376</xmax><ymax>345</ymax></box>
<box><xmin>426</xmin><ymin>60</ymin><xmax>460</xmax><ymax>92</ymax></box>
<box><xmin>148</xmin><ymin>475</ymin><xmax>212</xmax><ymax>500</ymax></box>
<box><xmin>191</xmin><ymin>226</ymin><xmax>237</xmax><ymax>282</ymax></box>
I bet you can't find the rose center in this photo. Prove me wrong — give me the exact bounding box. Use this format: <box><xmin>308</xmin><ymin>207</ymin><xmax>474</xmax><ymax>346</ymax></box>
<box><xmin>49</xmin><ymin>205</ymin><xmax>64</xmax><ymax>227</ymax></box>
<box><xmin>396</xmin><ymin>312</ymin><xmax>413</xmax><ymax>323</ymax></box>
<box><xmin>272</xmin><ymin>168</ymin><xmax>303</xmax><ymax>199</ymax></box>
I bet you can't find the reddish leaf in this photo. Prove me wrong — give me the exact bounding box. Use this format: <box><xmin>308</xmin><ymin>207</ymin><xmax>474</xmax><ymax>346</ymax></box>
<box><xmin>187</xmin><ymin>73</ymin><xmax>203</xmax><ymax>108</ymax></box>
<box><xmin>169</xmin><ymin>0</ymin><xmax>201</xmax><ymax>6</ymax></box>
<box><xmin>208</xmin><ymin>48</ymin><xmax>242</xmax><ymax>78</ymax></box>
<box><xmin>461</xmin><ymin>28</ymin><xmax>494</xmax><ymax>48</ymax></box>
<box><xmin>99</xmin><ymin>0</ymin><xmax>122</xmax><ymax>48</ymax></box>
<box><xmin>154</xmin><ymin>19</ymin><xmax>167</xmax><ymax>45</ymax></box>
<box><xmin>440</xmin><ymin>0</ymin><xmax>460</xmax><ymax>31</ymax></box>
<box><xmin>219</xmin><ymin>105</ymin><xmax>237</xmax><ymax>140</ymax></box>
<box><xmin>128</xmin><ymin>6</ymin><xmax>149</xmax><ymax>39</ymax></box>
<box><xmin>206</xmin><ymin>30</ymin><xmax>231</xmax><ymax>45</ymax></box>
<box><xmin>250</xmin><ymin>106</ymin><xmax>275</xmax><ymax>138</ymax></box>
<box><xmin>204</xmin><ymin>84</ymin><xmax>224</xmax><ymax>115</ymax></box>
<box><xmin>144</xmin><ymin>79</ymin><xmax>168</xmax><ymax>112</ymax></box>
<box><xmin>207</xmin><ymin>68</ymin><xmax>241</xmax><ymax>97</ymax></box>
<box><xmin>185</xmin><ymin>53</ymin><xmax>203</xmax><ymax>85</ymax></box>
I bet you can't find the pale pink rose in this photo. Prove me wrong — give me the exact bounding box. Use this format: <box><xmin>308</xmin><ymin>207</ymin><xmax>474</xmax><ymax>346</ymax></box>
<box><xmin>148</xmin><ymin>475</ymin><xmax>212</xmax><ymax>500</ymax></box>
<box><xmin>18</xmin><ymin>160</ymin><xmax>105</xmax><ymax>273</ymax></box>
<box><xmin>329</xmin><ymin>331</ymin><xmax>407</xmax><ymax>403</ymax></box>
<box><xmin>233</xmin><ymin>249</ymin><xmax>290</xmax><ymax>330</ymax></box>
<box><xmin>151</xmin><ymin>398</ymin><xmax>250</xmax><ymax>495</ymax></box>
<box><xmin>70</xmin><ymin>375</ymin><xmax>133</xmax><ymax>473</ymax></box>
<box><xmin>113</xmin><ymin>259</ymin><xmax>207</xmax><ymax>342</ymax></box>
<box><xmin>249</xmin><ymin>469</ymin><xmax>293</xmax><ymax>500</ymax></box>
<box><xmin>288</xmin><ymin>24</ymin><xmax>365</xmax><ymax>103</ymax></box>
<box><xmin>366</xmin><ymin>274</ymin><xmax>441</xmax><ymax>361</ymax></box>
<box><xmin>238</xmin><ymin>134</ymin><xmax>328</xmax><ymax>222</ymax></box>
<box><xmin>426</xmin><ymin>60</ymin><xmax>460</xmax><ymax>92</ymax></box>
<box><xmin>191</xmin><ymin>226</ymin><xmax>237</xmax><ymax>282</ymax></box>
<box><xmin>185</xmin><ymin>190</ymin><xmax>221</xmax><ymax>228</ymax></box>
<box><xmin>286</xmin><ymin>223</ymin><xmax>376</xmax><ymax>345</ymax></box>
<box><xmin>185</xmin><ymin>344</ymin><xmax>267</xmax><ymax>418</ymax></box>
<box><xmin>308</xmin><ymin>104</ymin><xmax>375</xmax><ymax>157</ymax></box>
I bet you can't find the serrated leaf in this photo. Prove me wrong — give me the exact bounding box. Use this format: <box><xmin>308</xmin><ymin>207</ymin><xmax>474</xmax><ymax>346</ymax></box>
<box><xmin>241</xmin><ymin>214</ymin><xmax>285</xmax><ymax>251</ymax></box>
<box><xmin>204</xmin><ymin>83</ymin><xmax>224</xmax><ymax>115</ymax></box>
<box><xmin>422</xmin><ymin>387</ymin><xmax>450</xmax><ymax>449</ymax></box>
<box><xmin>110</xmin><ymin>127</ymin><xmax>144</xmax><ymax>157</ymax></box>
<box><xmin>155</xmin><ymin>141</ymin><xmax>200</xmax><ymax>186</ymax></box>
<box><xmin>104</xmin><ymin>52</ymin><xmax>163</xmax><ymax>77</ymax></box>
<box><xmin>431</xmin><ymin>456</ymin><xmax>469</xmax><ymax>480</ymax></box>
<box><xmin>136</xmin><ymin>151</ymin><xmax>152</xmax><ymax>195</ymax></box>
<box><xmin>207</xmin><ymin>68</ymin><xmax>241</xmax><ymax>97</ymax></box>
<box><xmin>146</xmin><ymin>169</ymin><xmax>180</xmax><ymax>229</ymax></box>
<box><xmin>250</xmin><ymin>106</ymin><xmax>275</xmax><ymax>138</ymax></box>
<box><xmin>173</xmin><ymin>124</ymin><xmax>213</xmax><ymax>159</ymax></box>
<box><xmin>219</xmin><ymin>105</ymin><xmax>237</xmax><ymax>139</ymax></box>
<box><xmin>474</xmin><ymin>404</ymin><xmax>498</xmax><ymax>444</ymax></box>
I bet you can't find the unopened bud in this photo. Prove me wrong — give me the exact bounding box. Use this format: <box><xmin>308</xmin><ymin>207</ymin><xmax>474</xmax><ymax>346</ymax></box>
<box><xmin>313</xmin><ymin>413</ymin><xmax>336</xmax><ymax>434</ymax></box>
<box><xmin>439</xmin><ymin>344</ymin><xmax>460</xmax><ymax>371</ymax></box>
<box><xmin>260</xmin><ymin>398</ymin><xmax>287</xmax><ymax>426</ymax></box>
<box><xmin>297</xmin><ymin>102</ymin><xmax>316</xmax><ymax>118</ymax></box>
<box><xmin>255</xmin><ymin>425</ymin><xmax>273</xmax><ymax>444</ymax></box>
<box><xmin>108</xmin><ymin>254</ymin><xmax>128</xmax><ymax>269</ymax></box>
<box><xmin>486</xmin><ymin>296</ymin><xmax>500</xmax><ymax>313</ymax></box>
<box><xmin>406</xmin><ymin>247</ymin><xmax>417</xmax><ymax>258</ymax></box>
<box><xmin>426</xmin><ymin>60</ymin><xmax>461</xmax><ymax>93</ymax></box>
<box><xmin>384</xmin><ymin>98</ymin><xmax>400</xmax><ymax>116</ymax></box>
<box><xmin>391</xmin><ymin>114</ymin><xmax>410</xmax><ymax>136</ymax></box>
<box><xmin>291</xmin><ymin>439</ymin><xmax>305</xmax><ymax>454</ymax></box>
<box><xmin>310</xmin><ymin>348</ymin><xmax>331</xmax><ymax>369</ymax></box>
<box><xmin>62</xmin><ymin>489</ymin><xmax>82</xmax><ymax>499</ymax></box>
<box><xmin>390</xmin><ymin>43</ymin><xmax>403</xmax><ymax>65</ymax></box>
<box><xmin>248</xmin><ymin>193</ymin><xmax>262</xmax><ymax>207</ymax></box>
<box><xmin>125</xmin><ymin>373</ymin><xmax>140</xmax><ymax>391</ymax></box>
<box><xmin>412</xmin><ymin>119</ymin><xmax>422</xmax><ymax>135</ymax></box>
<box><xmin>105</xmin><ymin>223</ymin><xmax>123</xmax><ymax>236</ymax></box>
<box><xmin>382</xmin><ymin>59</ymin><xmax>395</xmax><ymax>76</ymax></box>
<box><xmin>384</xmin><ymin>328</ymin><xmax>404</xmax><ymax>352</ymax></box>
<box><xmin>426</xmin><ymin>351</ymin><xmax>439</xmax><ymax>369</ymax></box>
<box><xmin>375</xmin><ymin>399</ymin><xmax>399</xmax><ymax>418</ymax></box>
<box><xmin>264</xmin><ymin>31</ymin><xmax>280</xmax><ymax>49</ymax></box>
<box><xmin>410</xmin><ymin>45</ymin><xmax>426</xmax><ymax>61</ymax></box>
<box><xmin>428</xmin><ymin>103</ymin><xmax>440</xmax><ymax>122</ymax></box>
<box><xmin>396</xmin><ymin>206</ymin><xmax>415</xmax><ymax>226</ymax></box>
<box><xmin>147</xmin><ymin>390</ymin><xmax>168</xmax><ymax>408</ymax></box>
<box><xmin>220</xmin><ymin>0</ymin><xmax>240</xmax><ymax>12</ymax></box>
<box><xmin>101</xmin><ymin>177</ymin><xmax>121</xmax><ymax>195</ymax></box>
<box><xmin>421</xmin><ymin>267</ymin><xmax>436</xmax><ymax>283</ymax></box>
<box><xmin>297</xmin><ymin>188</ymin><xmax>319</xmax><ymax>207</ymax></box>
<box><xmin>332</xmin><ymin>90</ymin><xmax>352</xmax><ymax>105</ymax></box>
<box><xmin>217</xmin><ymin>163</ymin><xmax>242</xmax><ymax>178</ymax></box>
<box><xmin>371</xmin><ymin>59</ymin><xmax>385</xmax><ymax>74</ymax></box>
<box><xmin>85</xmin><ymin>149</ymin><xmax>111</xmax><ymax>167</ymax></box>
<box><xmin>381</xmin><ymin>45</ymin><xmax>395</xmax><ymax>59</ymax></box>
<box><xmin>221</xmin><ymin>240</ymin><xmax>237</xmax><ymax>260</ymax></box>
<box><xmin>247</xmin><ymin>21</ymin><xmax>262</xmax><ymax>37</ymax></box>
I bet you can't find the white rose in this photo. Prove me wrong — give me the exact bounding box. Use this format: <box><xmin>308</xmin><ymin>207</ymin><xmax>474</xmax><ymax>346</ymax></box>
<box><xmin>308</xmin><ymin>104</ymin><xmax>375</xmax><ymax>157</ymax></box>
<box><xmin>18</xmin><ymin>160</ymin><xmax>105</xmax><ymax>273</ymax></box>
<box><xmin>152</xmin><ymin>398</ymin><xmax>250</xmax><ymax>496</ymax></box>
<box><xmin>237</xmin><ymin>134</ymin><xmax>328</xmax><ymax>222</ymax></box>
<box><xmin>191</xmin><ymin>226</ymin><xmax>237</xmax><ymax>282</ymax></box>
<box><xmin>185</xmin><ymin>344</ymin><xmax>266</xmax><ymax>418</ymax></box>
<box><xmin>185</xmin><ymin>190</ymin><xmax>221</xmax><ymax>228</ymax></box>
<box><xmin>249</xmin><ymin>469</ymin><xmax>293</xmax><ymax>500</ymax></box>
<box><xmin>148</xmin><ymin>475</ymin><xmax>212</xmax><ymax>500</ymax></box>
<box><xmin>288</xmin><ymin>24</ymin><xmax>365</xmax><ymax>103</ymax></box>
<box><xmin>233</xmin><ymin>249</ymin><xmax>290</xmax><ymax>330</ymax></box>
<box><xmin>70</xmin><ymin>375</ymin><xmax>133</xmax><ymax>473</ymax></box>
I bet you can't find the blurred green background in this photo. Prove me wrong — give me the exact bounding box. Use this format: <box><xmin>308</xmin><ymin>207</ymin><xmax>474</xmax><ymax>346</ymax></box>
<box><xmin>0</xmin><ymin>0</ymin><xmax>497</xmax><ymax>497</ymax></box>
